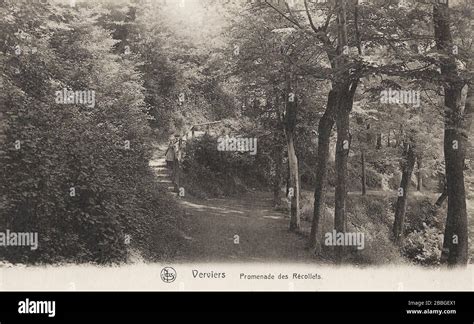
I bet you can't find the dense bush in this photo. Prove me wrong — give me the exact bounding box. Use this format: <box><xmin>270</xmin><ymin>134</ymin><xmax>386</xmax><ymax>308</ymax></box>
<box><xmin>403</xmin><ymin>225</ymin><xmax>443</xmax><ymax>266</ymax></box>
<box><xmin>300</xmin><ymin>193</ymin><xmax>445</xmax><ymax>265</ymax></box>
<box><xmin>400</xmin><ymin>197</ymin><xmax>445</xmax><ymax>266</ymax></box>
<box><xmin>326</xmin><ymin>161</ymin><xmax>383</xmax><ymax>192</ymax></box>
<box><xmin>343</xmin><ymin>196</ymin><xmax>403</xmax><ymax>264</ymax></box>
<box><xmin>299</xmin><ymin>193</ymin><xmax>403</xmax><ymax>264</ymax></box>
<box><xmin>0</xmin><ymin>3</ymin><xmax>183</xmax><ymax>264</ymax></box>
<box><xmin>404</xmin><ymin>197</ymin><xmax>445</xmax><ymax>233</ymax></box>
<box><xmin>181</xmin><ymin>134</ymin><xmax>269</xmax><ymax>198</ymax></box>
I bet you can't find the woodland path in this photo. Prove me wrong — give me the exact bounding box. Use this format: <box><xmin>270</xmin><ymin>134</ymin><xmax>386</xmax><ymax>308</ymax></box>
<box><xmin>149</xmin><ymin>145</ymin><xmax>317</xmax><ymax>263</ymax></box>
<box><xmin>149</xmin><ymin>145</ymin><xmax>474</xmax><ymax>263</ymax></box>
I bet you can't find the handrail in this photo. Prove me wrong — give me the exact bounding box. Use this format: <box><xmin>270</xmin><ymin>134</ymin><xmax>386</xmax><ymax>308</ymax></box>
<box><xmin>172</xmin><ymin>120</ymin><xmax>223</xmax><ymax>162</ymax></box>
<box><xmin>182</xmin><ymin>120</ymin><xmax>223</xmax><ymax>141</ymax></box>
<box><xmin>190</xmin><ymin>120</ymin><xmax>223</xmax><ymax>129</ymax></box>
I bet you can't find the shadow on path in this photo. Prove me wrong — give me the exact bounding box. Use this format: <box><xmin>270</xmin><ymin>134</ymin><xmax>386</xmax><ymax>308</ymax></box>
<box><xmin>149</xmin><ymin>144</ymin><xmax>316</xmax><ymax>263</ymax></box>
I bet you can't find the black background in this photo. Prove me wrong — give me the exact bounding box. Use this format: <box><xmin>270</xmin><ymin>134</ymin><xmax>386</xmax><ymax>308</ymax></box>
<box><xmin>0</xmin><ymin>292</ymin><xmax>472</xmax><ymax>323</ymax></box>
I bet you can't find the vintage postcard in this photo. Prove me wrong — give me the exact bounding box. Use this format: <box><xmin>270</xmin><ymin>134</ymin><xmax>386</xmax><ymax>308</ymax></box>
<box><xmin>0</xmin><ymin>0</ymin><xmax>473</xmax><ymax>319</ymax></box>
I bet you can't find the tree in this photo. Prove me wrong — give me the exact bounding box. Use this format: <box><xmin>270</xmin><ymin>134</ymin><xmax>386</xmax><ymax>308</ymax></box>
<box><xmin>285</xmin><ymin>83</ymin><xmax>301</xmax><ymax>231</ymax></box>
<box><xmin>433</xmin><ymin>0</ymin><xmax>472</xmax><ymax>266</ymax></box>
<box><xmin>0</xmin><ymin>0</ymin><xmax>182</xmax><ymax>263</ymax></box>
<box><xmin>392</xmin><ymin>139</ymin><xmax>416</xmax><ymax>244</ymax></box>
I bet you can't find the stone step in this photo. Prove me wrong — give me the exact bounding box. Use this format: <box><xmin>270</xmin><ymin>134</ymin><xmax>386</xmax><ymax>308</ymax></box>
<box><xmin>149</xmin><ymin>160</ymin><xmax>167</xmax><ymax>167</ymax></box>
<box><xmin>157</xmin><ymin>179</ymin><xmax>173</xmax><ymax>184</ymax></box>
<box><xmin>152</xmin><ymin>167</ymin><xmax>169</xmax><ymax>172</ymax></box>
<box><xmin>150</xmin><ymin>163</ymin><xmax>167</xmax><ymax>168</ymax></box>
<box><xmin>156</xmin><ymin>174</ymin><xmax>171</xmax><ymax>179</ymax></box>
<box><xmin>157</xmin><ymin>173</ymin><xmax>171</xmax><ymax>178</ymax></box>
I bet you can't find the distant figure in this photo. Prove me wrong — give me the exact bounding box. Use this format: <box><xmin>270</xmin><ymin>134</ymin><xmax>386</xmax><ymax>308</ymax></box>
<box><xmin>165</xmin><ymin>140</ymin><xmax>176</xmax><ymax>169</ymax></box>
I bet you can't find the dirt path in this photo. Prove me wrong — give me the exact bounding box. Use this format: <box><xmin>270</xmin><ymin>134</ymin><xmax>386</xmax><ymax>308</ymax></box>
<box><xmin>149</xmin><ymin>144</ymin><xmax>474</xmax><ymax>263</ymax></box>
<box><xmin>149</xmin><ymin>145</ymin><xmax>316</xmax><ymax>263</ymax></box>
<box><xmin>174</xmin><ymin>192</ymin><xmax>316</xmax><ymax>263</ymax></box>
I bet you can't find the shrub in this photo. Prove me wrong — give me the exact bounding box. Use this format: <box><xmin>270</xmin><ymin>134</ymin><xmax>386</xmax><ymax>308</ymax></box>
<box><xmin>403</xmin><ymin>224</ymin><xmax>443</xmax><ymax>266</ymax></box>
<box><xmin>344</xmin><ymin>196</ymin><xmax>403</xmax><ymax>264</ymax></box>
<box><xmin>0</xmin><ymin>4</ymin><xmax>183</xmax><ymax>264</ymax></box>
<box><xmin>181</xmin><ymin>135</ymin><xmax>268</xmax><ymax>197</ymax></box>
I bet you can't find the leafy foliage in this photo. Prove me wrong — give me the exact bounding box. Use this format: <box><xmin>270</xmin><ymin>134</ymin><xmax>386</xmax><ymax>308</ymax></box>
<box><xmin>0</xmin><ymin>1</ymin><xmax>183</xmax><ymax>264</ymax></box>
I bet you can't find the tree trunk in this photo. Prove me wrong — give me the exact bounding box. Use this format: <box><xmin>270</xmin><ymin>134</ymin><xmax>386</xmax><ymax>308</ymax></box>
<box><xmin>309</xmin><ymin>0</ymin><xmax>360</xmax><ymax>255</ymax></box>
<box><xmin>356</xmin><ymin>119</ymin><xmax>368</xmax><ymax>196</ymax></box>
<box><xmin>285</xmin><ymin>91</ymin><xmax>300</xmax><ymax>232</ymax></box>
<box><xmin>334</xmin><ymin>89</ymin><xmax>352</xmax><ymax>263</ymax></box>
<box><xmin>273</xmin><ymin>143</ymin><xmax>283</xmax><ymax>207</ymax></box>
<box><xmin>287</xmin><ymin>135</ymin><xmax>300</xmax><ymax>231</ymax></box>
<box><xmin>376</xmin><ymin>133</ymin><xmax>382</xmax><ymax>149</ymax></box>
<box><xmin>333</xmin><ymin>0</ymin><xmax>358</xmax><ymax>263</ymax></box>
<box><xmin>441</xmin><ymin>86</ymin><xmax>468</xmax><ymax>265</ymax></box>
<box><xmin>309</xmin><ymin>89</ymin><xmax>338</xmax><ymax>249</ymax></box>
<box><xmin>392</xmin><ymin>142</ymin><xmax>416</xmax><ymax>245</ymax></box>
<box><xmin>434</xmin><ymin>2</ymin><xmax>470</xmax><ymax>266</ymax></box>
<box><xmin>395</xmin><ymin>126</ymin><xmax>403</xmax><ymax>148</ymax></box>
<box><xmin>416</xmin><ymin>158</ymin><xmax>423</xmax><ymax>192</ymax></box>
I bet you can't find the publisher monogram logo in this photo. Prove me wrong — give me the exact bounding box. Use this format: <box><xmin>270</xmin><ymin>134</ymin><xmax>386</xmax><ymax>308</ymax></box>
<box><xmin>160</xmin><ymin>267</ymin><xmax>177</xmax><ymax>283</ymax></box>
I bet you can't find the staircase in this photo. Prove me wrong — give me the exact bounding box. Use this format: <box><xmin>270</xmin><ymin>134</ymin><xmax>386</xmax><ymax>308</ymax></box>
<box><xmin>149</xmin><ymin>147</ymin><xmax>175</xmax><ymax>194</ymax></box>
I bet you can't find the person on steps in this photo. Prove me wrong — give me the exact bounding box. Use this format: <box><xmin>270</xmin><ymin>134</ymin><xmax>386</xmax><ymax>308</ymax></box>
<box><xmin>165</xmin><ymin>139</ymin><xmax>176</xmax><ymax>169</ymax></box>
